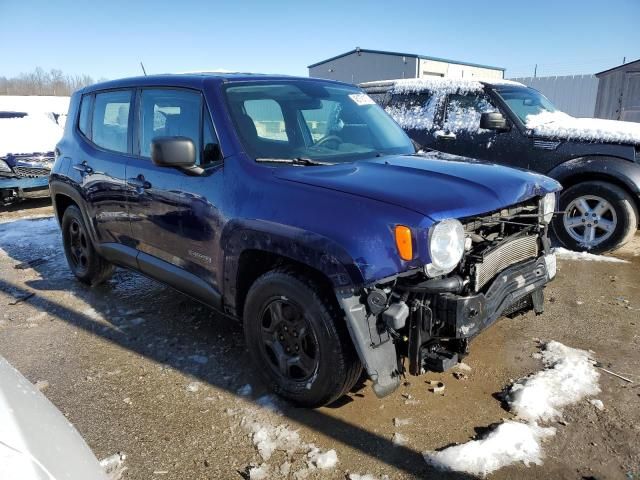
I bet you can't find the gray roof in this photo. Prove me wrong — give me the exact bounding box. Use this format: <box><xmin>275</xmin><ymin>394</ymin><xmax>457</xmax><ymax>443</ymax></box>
<box><xmin>307</xmin><ymin>48</ymin><xmax>505</xmax><ymax>71</ymax></box>
<box><xmin>595</xmin><ymin>58</ymin><xmax>640</xmax><ymax>77</ymax></box>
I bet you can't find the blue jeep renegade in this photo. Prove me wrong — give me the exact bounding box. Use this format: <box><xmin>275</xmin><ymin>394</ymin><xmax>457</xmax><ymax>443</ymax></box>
<box><xmin>50</xmin><ymin>73</ymin><xmax>560</xmax><ymax>407</ymax></box>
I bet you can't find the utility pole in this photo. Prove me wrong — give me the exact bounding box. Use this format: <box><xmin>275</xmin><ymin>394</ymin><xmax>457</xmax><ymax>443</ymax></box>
<box><xmin>534</xmin><ymin>64</ymin><xmax>537</xmax><ymax>78</ymax></box>
<box><xmin>623</xmin><ymin>56</ymin><xmax>626</xmax><ymax>64</ymax></box>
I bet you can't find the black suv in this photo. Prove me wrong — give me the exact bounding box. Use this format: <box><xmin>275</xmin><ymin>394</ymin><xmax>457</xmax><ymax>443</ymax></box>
<box><xmin>362</xmin><ymin>78</ymin><xmax>640</xmax><ymax>253</ymax></box>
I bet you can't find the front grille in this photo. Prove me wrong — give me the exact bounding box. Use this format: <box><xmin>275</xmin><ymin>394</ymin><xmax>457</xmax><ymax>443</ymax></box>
<box><xmin>473</xmin><ymin>235</ymin><xmax>539</xmax><ymax>290</ymax></box>
<box><xmin>12</xmin><ymin>166</ymin><xmax>50</xmax><ymax>178</ymax></box>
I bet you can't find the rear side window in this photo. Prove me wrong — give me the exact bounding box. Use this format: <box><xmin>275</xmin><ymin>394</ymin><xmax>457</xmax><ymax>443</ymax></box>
<box><xmin>139</xmin><ymin>89</ymin><xmax>202</xmax><ymax>163</ymax></box>
<box><xmin>78</xmin><ymin>94</ymin><xmax>93</xmax><ymax>137</ymax></box>
<box><xmin>92</xmin><ymin>90</ymin><xmax>132</xmax><ymax>153</ymax></box>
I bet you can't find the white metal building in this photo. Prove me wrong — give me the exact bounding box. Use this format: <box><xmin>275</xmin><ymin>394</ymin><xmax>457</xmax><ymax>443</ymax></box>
<box><xmin>308</xmin><ymin>48</ymin><xmax>505</xmax><ymax>84</ymax></box>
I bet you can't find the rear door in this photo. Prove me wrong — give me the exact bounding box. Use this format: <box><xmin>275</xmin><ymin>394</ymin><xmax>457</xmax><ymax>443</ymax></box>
<box><xmin>75</xmin><ymin>90</ymin><xmax>133</xmax><ymax>246</ymax></box>
<box><xmin>126</xmin><ymin>87</ymin><xmax>225</xmax><ymax>292</ymax></box>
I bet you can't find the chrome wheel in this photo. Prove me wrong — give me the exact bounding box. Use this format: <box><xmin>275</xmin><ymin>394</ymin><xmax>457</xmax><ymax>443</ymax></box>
<box><xmin>259</xmin><ymin>298</ymin><xmax>319</xmax><ymax>381</ymax></box>
<box><xmin>563</xmin><ymin>195</ymin><xmax>617</xmax><ymax>249</ymax></box>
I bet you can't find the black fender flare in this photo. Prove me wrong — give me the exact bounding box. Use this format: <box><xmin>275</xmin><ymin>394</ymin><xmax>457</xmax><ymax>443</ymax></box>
<box><xmin>48</xmin><ymin>179</ymin><xmax>99</xmax><ymax>243</ymax></box>
<box><xmin>546</xmin><ymin>156</ymin><xmax>640</xmax><ymax>199</ymax></box>
<box><xmin>220</xmin><ymin>219</ymin><xmax>365</xmax><ymax>314</ymax></box>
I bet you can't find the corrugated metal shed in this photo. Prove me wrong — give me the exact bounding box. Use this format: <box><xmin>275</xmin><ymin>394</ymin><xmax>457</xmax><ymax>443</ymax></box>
<box><xmin>308</xmin><ymin>48</ymin><xmax>504</xmax><ymax>84</ymax></box>
<box><xmin>594</xmin><ymin>59</ymin><xmax>640</xmax><ymax>122</ymax></box>
<box><xmin>509</xmin><ymin>75</ymin><xmax>599</xmax><ymax>117</ymax></box>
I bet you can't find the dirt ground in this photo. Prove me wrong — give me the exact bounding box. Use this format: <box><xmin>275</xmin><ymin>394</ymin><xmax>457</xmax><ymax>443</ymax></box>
<box><xmin>1</xmin><ymin>199</ymin><xmax>639</xmax><ymax>480</ymax></box>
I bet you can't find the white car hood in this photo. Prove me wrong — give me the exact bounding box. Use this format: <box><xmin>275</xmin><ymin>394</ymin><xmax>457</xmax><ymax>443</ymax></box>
<box><xmin>0</xmin><ymin>357</ymin><xmax>108</xmax><ymax>480</ymax></box>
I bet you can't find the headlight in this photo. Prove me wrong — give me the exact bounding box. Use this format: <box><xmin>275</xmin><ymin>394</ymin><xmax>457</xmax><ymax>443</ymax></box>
<box><xmin>541</xmin><ymin>193</ymin><xmax>556</xmax><ymax>224</ymax></box>
<box><xmin>426</xmin><ymin>219</ymin><xmax>465</xmax><ymax>275</ymax></box>
<box><xmin>0</xmin><ymin>159</ymin><xmax>12</xmax><ymax>173</ymax></box>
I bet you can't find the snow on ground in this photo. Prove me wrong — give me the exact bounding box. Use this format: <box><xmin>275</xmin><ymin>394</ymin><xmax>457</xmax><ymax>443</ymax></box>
<box><xmin>348</xmin><ymin>474</ymin><xmax>390</xmax><ymax>480</ymax></box>
<box><xmin>227</xmin><ymin>393</ymin><xmax>338</xmax><ymax>478</ymax></box>
<box><xmin>423</xmin><ymin>341</ymin><xmax>601</xmax><ymax>477</ymax></box>
<box><xmin>554</xmin><ymin>247</ymin><xmax>628</xmax><ymax>263</ymax></box>
<box><xmin>507</xmin><ymin>341</ymin><xmax>600</xmax><ymax>423</ymax></box>
<box><xmin>525</xmin><ymin>111</ymin><xmax>640</xmax><ymax>144</ymax></box>
<box><xmin>424</xmin><ymin>421</ymin><xmax>556</xmax><ymax>477</ymax></box>
<box><xmin>0</xmin><ymin>217</ymin><xmax>60</xmax><ymax>261</ymax></box>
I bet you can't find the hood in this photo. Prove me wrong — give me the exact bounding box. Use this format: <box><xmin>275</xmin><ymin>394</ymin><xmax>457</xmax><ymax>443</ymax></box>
<box><xmin>0</xmin><ymin>114</ymin><xmax>62</xmax><ymax>158</ymax></box>
<box><xmin>526</xmin><ymin>111</ymin><xmax>640</xmax><ymax>146</ymax></box>
<box><xmin>274</xmin><ymin>152</ymin><xmax>560</xmax><ymax>221</ymax></box>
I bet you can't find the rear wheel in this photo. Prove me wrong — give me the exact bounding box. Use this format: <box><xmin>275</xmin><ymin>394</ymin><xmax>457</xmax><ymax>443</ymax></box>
<box><xmin>552</xmin><ymin>181</ymin><xmax>637</xmax><ymax>253</ymax></box>
<box><xmin>61</xmin><ymin>205</ymin><xmax>113</xmax><ymax>285</ymax></box>
<box><xmin>243</xmin><ymin>268</ymin><xmax>361</xmax><ymax>407</ymax></box>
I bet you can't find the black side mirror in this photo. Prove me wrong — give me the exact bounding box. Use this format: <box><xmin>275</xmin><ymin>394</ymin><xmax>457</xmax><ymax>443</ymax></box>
<box><xmin>480</xmin><ymin>112</ymin><xmax>510</xmax><ymax>131</ymax></box>
<box><xmin>151</xmin><ymin>137</ymin><xmax>202</xmax><ymax>174</ymax></box>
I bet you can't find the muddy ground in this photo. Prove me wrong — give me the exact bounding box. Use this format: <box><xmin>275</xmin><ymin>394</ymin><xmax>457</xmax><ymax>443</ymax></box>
<box><xmin>1</xmin><ymin>199</ymin><xmax>639</xmax><ymax>480</ymax></box>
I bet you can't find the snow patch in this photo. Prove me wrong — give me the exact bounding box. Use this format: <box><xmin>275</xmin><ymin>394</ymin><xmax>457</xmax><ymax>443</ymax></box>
<box><xmin>526</xmin><ymin>111</ymin><xmax>640</xmax><ymax>144</ymax></box>
<box><xmin>423</xmin><ymin>421</ymin><xmax>556</xmax><ymax>477</ymax></box>
<box><xmin>248</xmin><ymin>463</ymin><xmax>269</xmax><ymax>480</ymax></box>
<box><xmin>100</xmin><ymin>452</ymin><xmax>127</xmax><ymax>480</ymax></box>
<box><xmin>392</xmin><ymin>432</ymin><xmax>408</xmax><ymax>447</ymax></box>
<box><xmin>508</xmin><ymin>341</ymin><xmax>600</xmax><ymax>422</ymax></box>
<box><xmin>424</xmin><ymin>341</ymin><xmax>600</xmax><ymax>476</ymax></box>
<box><xmin>589</xmin><ymin>399</ymin><xmax>604</xmax><ymax>411</ymax></box>
<box><xmin>307</xmin><ymin>447</ymin><xmax>338</xmax><ymax>469</ymax></box>
<box><xmin>554</xmin><ymin>247</ymin><xmax>628</xmax><ymax>263</ymax></box>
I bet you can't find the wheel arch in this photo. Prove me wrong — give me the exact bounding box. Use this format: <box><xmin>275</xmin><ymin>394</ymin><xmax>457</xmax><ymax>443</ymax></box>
<box><xmin>547</xmin><ymin>156</ymin><xmax>640</xmax><ymax>225</ymax></box>
<box><xmin>220</xmin><ymin>220</ymin><xmax>365</xmax><ymax>318</ymax></box>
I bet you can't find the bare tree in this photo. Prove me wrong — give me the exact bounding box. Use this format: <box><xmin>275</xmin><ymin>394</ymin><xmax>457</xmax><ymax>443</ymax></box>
<box><xmin>0</xmin><ymin>68</ymin><xmax>102</xmax><ymax>96</ymax></box>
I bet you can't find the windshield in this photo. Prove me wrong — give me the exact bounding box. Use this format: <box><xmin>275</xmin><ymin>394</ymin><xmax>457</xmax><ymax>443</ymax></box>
<box><xmin>494</xmin><ymin>86</ymin><xmax>558</xmax><ymax>124</ymax></box>
<box><xmin>224</xmin><ymin>81</ymin><xmax>414</xmax><ymax>163</ymax></box>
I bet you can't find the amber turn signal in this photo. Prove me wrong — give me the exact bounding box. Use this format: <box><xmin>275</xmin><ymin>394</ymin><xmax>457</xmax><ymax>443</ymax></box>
<box><xmin>394</xmin><ymin>225</ymin><xmax>413</xmax><ymax>261</ymax></box>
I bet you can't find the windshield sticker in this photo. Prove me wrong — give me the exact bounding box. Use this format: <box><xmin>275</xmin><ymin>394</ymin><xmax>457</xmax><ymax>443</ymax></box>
<box><xmin>349</xmin><ymin>93</ymin><xmax>375</xmax><ymax>106</ymax></box>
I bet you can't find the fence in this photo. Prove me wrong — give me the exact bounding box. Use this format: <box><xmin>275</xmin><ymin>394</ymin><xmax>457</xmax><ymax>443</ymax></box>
<box><xmin>508</xmin><ymin>74</ymin><xmax>599</xmax><ymax>118</ymax></box>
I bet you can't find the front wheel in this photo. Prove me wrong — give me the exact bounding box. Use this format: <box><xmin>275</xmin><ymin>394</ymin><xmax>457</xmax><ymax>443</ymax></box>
<box><xmin>552</xmin><ymin>181</ymin><xmax>638</xmax><ymax>254</ymax></box>
<box><xmin>243</xmin><ymin>269</ymin><xmax>362</xmax><ymax>407</ymax></box>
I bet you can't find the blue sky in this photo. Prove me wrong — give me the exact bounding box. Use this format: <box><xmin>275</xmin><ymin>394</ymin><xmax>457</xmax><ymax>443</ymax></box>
<box><xmin>1</xmin><ymin>0</ymin><xmax>638</xmax><ymax>80</ymax></box>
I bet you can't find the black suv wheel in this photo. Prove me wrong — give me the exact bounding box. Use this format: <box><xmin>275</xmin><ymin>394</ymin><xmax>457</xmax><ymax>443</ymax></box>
<box><xmin>243</xmin><ymin>268</ymin><xmax>362</xmax><ymax>407</ymax></box>
<box><xmin>61</xmin><ymin>205</ymin><xmax>114</xmax><ymax>285</ymax></box>
<box><xmin>552</xmin><ymin>181</ymin><xmax>638</xmax><ymax>253</ymax></box>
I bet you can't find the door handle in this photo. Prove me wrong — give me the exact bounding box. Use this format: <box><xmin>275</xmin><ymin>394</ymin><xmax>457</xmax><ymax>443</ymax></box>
<box><xmin>72</xmin><ymin>161</ymin><xmax>93</xmax><ymax>174</ymax></box>
<box><xmin>128</xmin><ymin>175</ymin><xmax>151</xmax><ymax>190</ymax></box>
<box><xmin>435</xmin><ymin>131</ymin><xmax>457</xmax><ymax>141</ymax></box>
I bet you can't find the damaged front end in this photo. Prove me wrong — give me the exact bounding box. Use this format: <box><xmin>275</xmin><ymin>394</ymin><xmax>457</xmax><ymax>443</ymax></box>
<box><xmin>338</xmin><ymin>195</ymin><xmax>558</xmax><ymax>398</ymax></box>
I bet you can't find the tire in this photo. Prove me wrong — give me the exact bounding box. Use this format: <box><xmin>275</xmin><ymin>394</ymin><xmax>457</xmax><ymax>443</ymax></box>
<box><xmin>61</xmin><ymin>205</ymin><xmax>114</xmax><ymax>285</ymax></box>
<box><xmin>243</xmin><ymin>268</ymin><xmax>362</xmax><ymax>407</ymax></box>
<box><xmin>551</xmin><ymin>181</ymin><xmax>638</xmax><ymax>254</ymax></box>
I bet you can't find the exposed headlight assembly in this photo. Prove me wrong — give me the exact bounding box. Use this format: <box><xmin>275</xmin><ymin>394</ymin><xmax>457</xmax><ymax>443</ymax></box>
<box><xmin>540</xmin><ymin>192</ymin><xmax>556</xmax><ymax>224</ymax></box>
<box><xmin>425</xmin><ymin>219</ymin><xmax>465</xmax><ymax>277</ymax></box>
<box><xmin>0</xmin><ymin>159</ymin><xmax>12</xmax><ymax>173</ymax></box>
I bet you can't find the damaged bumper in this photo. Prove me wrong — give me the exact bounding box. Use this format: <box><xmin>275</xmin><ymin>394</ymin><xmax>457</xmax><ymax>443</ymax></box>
<box><xmin>339</xmin><ymin>252</ymin><xmax>557</xmax><ymax>398</ymax></box>
<box><xmin>0</xmin><ymin>176</ymin><xmax>50</xmax><ymax>203</ymax></box>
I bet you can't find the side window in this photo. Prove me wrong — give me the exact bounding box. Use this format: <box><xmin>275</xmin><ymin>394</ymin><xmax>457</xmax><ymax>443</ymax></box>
<box><xmin>202</xmin><ymin>108</ymin><xmax>222</xmax><ymax>166</ymax></box>
<box><xmin>92</xmin><ymin>90</ymin><xmax>132</xmax><ymax>153</ymax></box>
<box><xmin>442</xmin><ymin>93</ymin><xmax>497</xmax><ymax>134</ymax></box>
<box><xmin>244</xmin><ymin>99</ymin><xmax>289</xmax><ymax>141</ymax></box>
<box><xmin>385</xmin><ymin>92</ymin><xmax>436</xmax><ymax>130</ymax></box>
<box><xmin>78</xmin><ymin>94</ymin><xmax>93</xmax><ymax>138</ymax></box>
<box><xmin>139</xmin><ymin>89</ymin><xmax>202</xmax><ymax>163</ymax></box>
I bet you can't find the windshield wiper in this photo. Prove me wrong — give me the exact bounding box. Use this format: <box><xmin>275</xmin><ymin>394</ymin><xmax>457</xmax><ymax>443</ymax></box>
<box><xmin>255</xmin><ymin>157</ymin><xmax>334</xmax><ymax>166</ymax></box>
